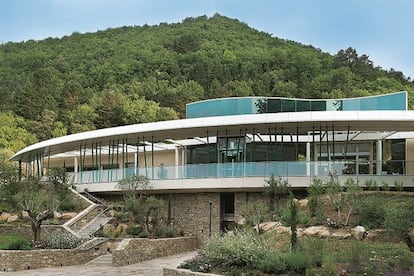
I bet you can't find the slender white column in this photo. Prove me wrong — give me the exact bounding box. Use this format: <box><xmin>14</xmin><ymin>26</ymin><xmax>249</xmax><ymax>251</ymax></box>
<box><xmin>134</xmin><ymin>153</ymin><xmax>138</xmax><ymax>175</ymax></box>
<box><xmin>306</xmin><ymin>142</ymin><xmax>310</xmax><ymax>176</ymax></box>
<box><xmin>74</xmin><ymin>157</ymin><xmax>78</xmax><ymax>173</ymax></box>
<box><xmin>175</xmin><ymin>147</ymin><xmax>179</xmax><ymax>179</ymax></box>
<box><xmin>376</xmin><ymin>139</ymin><xmax>382</xmax><ymax>175</ymax></box>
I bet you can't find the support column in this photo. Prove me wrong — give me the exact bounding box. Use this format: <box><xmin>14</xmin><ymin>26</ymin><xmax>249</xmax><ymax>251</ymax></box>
<box><xmin>306</xmin><ymin>142</ymin><xmax>311</xmax><ymax>176</ymax></box>
<box><xmin>174</xmin><ymin>147</ymin><xmax>179</xmax><ymax>179</ymax></box>
<box><xmin>376</xmin><ymin>139</ymin><xmax>382</xmax><ymax>175</ymax></box>
<box><xmin>314</xmin><ymin>142</ymin><xmax>318</xmax><ymax>176</ymax></box>
<box><xmin>134</xmin><ymin>153</ymin><xmax>138</xmax><ymax>176</ymax></box>
<box><xmin>369</xmin><ymin>142</ymin><xmax>374</xmax><ymax>174</ymax></box>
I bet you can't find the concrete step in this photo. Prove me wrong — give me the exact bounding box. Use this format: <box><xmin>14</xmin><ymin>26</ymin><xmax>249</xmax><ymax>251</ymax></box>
<box><xmin>86</xmin><ymin>254</ymin><xmax>113</xmax><ymax>266</ymax></box>
<box><xmin>78</xmin><ymin>216</ymin><xmax>111</xmax><ymax>238</ymax></box>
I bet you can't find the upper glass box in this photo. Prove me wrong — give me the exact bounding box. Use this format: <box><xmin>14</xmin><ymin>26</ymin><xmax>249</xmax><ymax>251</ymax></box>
<box><xmin>186</xmin><ymin>91</ymin><xmax>407</xmax><ymax>118</ymax></box>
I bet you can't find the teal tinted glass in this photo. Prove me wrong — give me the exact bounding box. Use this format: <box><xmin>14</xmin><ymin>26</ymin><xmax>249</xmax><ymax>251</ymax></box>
<box><xmin>186</xmin><ymin>91</ymin><xmax>407</xmax><ymax>118</ymax></box>
<box><xmin>297</xmin><ymin>100</ymin><xmax>311</xmax><ymax>112</ymax></box>
<box><xmin>282</xmin><ymin>99</ymin><xmax>295</xmax><ymax>112</ymax></box>
<box><xmin>311</xmin><ymin>101</ymin><xmax>326</xmax><ymax>111</ymax></box>
<box><xmin>267</xmin><ymin>99</ymin><xmax>282</xmax><ymax>113</ymax></box>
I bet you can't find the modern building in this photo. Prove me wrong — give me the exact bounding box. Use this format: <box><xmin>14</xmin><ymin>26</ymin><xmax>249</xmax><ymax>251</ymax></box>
<box><xmin>10</xmin><ymin>91</ymin><xmax>414</xmax><ymax>239</ymax></box>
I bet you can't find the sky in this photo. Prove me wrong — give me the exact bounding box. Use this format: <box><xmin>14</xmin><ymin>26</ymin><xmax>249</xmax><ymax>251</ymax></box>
<box><xmin>1</xmin><ymin>0</ymin><xmax>413</xmax><ymax>79</ymax></box>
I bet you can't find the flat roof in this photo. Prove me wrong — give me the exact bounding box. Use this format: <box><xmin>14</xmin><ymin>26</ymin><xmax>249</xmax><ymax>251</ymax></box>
<box><xmin>11</xmin><ymin>110</ymin><xmax>414</xmax><ymax>162</ymax></box>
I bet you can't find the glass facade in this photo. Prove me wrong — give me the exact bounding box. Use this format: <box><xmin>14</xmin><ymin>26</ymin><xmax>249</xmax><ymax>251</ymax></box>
<box><xmin>186</xmin><ymin>91</ymin><xmax>407</xmax><ymax>118</ymax></box>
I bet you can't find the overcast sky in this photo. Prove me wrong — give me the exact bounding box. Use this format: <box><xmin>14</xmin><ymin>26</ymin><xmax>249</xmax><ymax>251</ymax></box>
<box><xmin>1</xmin><ymin>0</ymin><xmax>413</xmax><ymax>78</ymax></box>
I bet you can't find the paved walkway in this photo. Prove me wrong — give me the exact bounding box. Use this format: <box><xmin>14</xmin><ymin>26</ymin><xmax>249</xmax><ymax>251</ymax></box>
<box><xmin>1</xmin><ymin>251</ymin><xmax>198</xmax><ymax>276</ymax></box>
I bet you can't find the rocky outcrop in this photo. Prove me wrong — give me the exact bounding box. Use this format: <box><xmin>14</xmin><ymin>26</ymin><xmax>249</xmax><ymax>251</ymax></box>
<box><xmin>6</xmin><ymin>215</ymin><xmax>19</xmax><ymax>223</ymax></box>
<box><xmin>302</xmin><ymin>226</ymin><xmax>331</xmax><ymax>238</ymax></box>
<box><xmin>351</xmin><ymin>226</ymin><xmax>367</xmax><ymax>240</ymax></box>
<box><xmin>0</xmin><ymin>212</ymin><xmax>11</xmax><ymax>221</ymax></box>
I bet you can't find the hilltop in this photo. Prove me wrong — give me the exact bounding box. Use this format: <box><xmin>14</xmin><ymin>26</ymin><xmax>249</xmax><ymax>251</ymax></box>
<box><xmin>0</xmin><ymin>14</ymin><xmax>413</xmax><ymax>153</ymax></box>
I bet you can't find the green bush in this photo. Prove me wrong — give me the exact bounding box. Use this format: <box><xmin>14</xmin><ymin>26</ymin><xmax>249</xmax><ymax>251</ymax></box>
<box><xmin>364</xmin><ymin>179</ymin><xmax>379</xmax><ymax>190</ymax></box>
<box><xmin>138</xmin><ymin>231</ymin><xmax>148</xmax><ymax>238</ymax></box>
<box><xmin>7</xmin><ymin>238</ymin><xmax>31</xmax><ymax>250</ymax></box>
<box><xmin>43</xmin><ymin>232</ymin><xmax>83</xmax><ymax>249</ymax></box>
<box><xmin>394</xmin><ymin>181</ymin><xmax>404</xmax><ymax>191</ymax></box>
<box><xmin>280</xmin><ymin>202</ymin><xmax>310</xmax><ymax>227</ymax></box>
<box><xmin>256</xmin><ymin>251</ymin><xmax>287</xmax><ymax>274</ymax></box>
<box><xmin>354</xmin><ymin>195</ymin><xmax>385</xmax><ymax>228</ymax></box>
<box><xmin>302</xmin><ymin>238</ymin><xmax>324</xmax><ymax>267</ymax></box>
<box><xmin>126</xmin><ymin>225</ymin><xmax>143</xmax><ymax>236</ymax></box>
<box><xmin>59</xmin><ymin>200</ymin><xmax>76</xmax><ymax>211</ymax></box>
<box><xmin>200</xmin><ymin>230</ymin><xmax>273</xmax><ymax>271</ymax></box>
<box><xmin>0</xmin><ymin>234</ymin><xmax>31</xmax><ymax>250</ymax></box>
<box><xmin>284</xmin><ymin>250</ymin><xmax>308</xmax><ymax>273</ymax></box>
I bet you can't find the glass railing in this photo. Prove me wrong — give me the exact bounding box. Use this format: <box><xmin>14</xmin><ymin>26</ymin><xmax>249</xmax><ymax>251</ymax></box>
<box><xmin>70</xmin><ymin>160</ymin><xmax>411</xmax><ymax>184</ymax></box>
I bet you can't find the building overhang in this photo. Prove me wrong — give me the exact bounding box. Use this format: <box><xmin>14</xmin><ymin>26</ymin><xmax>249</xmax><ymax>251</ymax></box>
<box><xmin>11</xmin><ymin>110</ymin><xmax>414</xmax><ymax>162</ymax></box>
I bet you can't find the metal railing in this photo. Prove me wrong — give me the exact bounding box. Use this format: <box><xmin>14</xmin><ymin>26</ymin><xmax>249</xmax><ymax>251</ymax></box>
<box><xmin>69</xmin><ymin>160</ymin><xmax>410</xmax><ymax>184</ymax></box>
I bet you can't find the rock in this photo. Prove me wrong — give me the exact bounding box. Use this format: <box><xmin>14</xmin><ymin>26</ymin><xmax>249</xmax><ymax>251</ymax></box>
<box><xmin>108</xmin><ymin>209</ymin><xmax>117</xmax><ymax>218</ymax></box>
<box><xmin>54</xmin><ymin>211</ymin><xmax>62</xmax><ymax>219</ymax></box>
<box><xmin>21</xmin><ymin>211</ymin><xmax>29</xmax><ymax>219</ymax></box>
<box><xmin>0</xmin><ymin>212</ymin><xmax>11</xmax><ymax>221</ymax></box>
<box><xmin>114</xmin><ymin>223</ymin><xmax>128</xmax><ymax>235</ymax></box>
<box><xmin>61</xmin><ymin>212</ymin><xmax>77</xmax><ymax>220</ymax></box>
<box><xmin>7</xmin><ymin>215</ymin><xmax>19</xmax><ymax>223</ymax></box>
<box><xmin>351</xmin><ymin>226</ymin><xmax>367</xmax><ymax>240</ymax></box>
<box><xmin>365</xmin><ymin>229</ymin><xmax>387</xmax><ymax>241</ymax></box>
<box><xmin>103</xmin><ymin>224</ymin><xmax>115</xmax><ymax>236</ymax></box>
<box><xmin>303</xmin><ymin>226</ymin><xmax>330</xmax><ymax>238</ymax></box>
<box><xmin>258</xmin><ymin>221</ymin><xmax>282</xmax><ymax>232</ymax></box>
<box><xmin>274</xmin><ymin>226</ymin><xmax>291</xmax><ymax>234</ymax></box>
<box><xmin>330</xmin><ymin>229</ymin><xmax>351</xmax><ymax>239</ymax></box>
<box><xmin>297</xmin><ymin>199</ymin><xmax>308</xmax><ymax>208</ymax></box>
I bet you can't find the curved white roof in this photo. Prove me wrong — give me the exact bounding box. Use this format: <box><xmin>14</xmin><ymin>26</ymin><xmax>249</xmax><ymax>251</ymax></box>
<box><xmin>11</xmin><ymin>110</ymin><xmax>414</xmax><ymax>162</ymax></box>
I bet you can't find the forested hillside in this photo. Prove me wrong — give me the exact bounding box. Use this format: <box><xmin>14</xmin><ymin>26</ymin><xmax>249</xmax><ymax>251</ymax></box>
<box><xmin>0</xmin><ymin>14</ymin><xmax>413</xmax><ymax>153</ymax></box>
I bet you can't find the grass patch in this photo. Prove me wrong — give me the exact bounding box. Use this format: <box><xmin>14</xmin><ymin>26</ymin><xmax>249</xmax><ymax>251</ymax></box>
<box><xmin>0</xmin><ymin>234</ymin><xmax>31</xmax><ymax>250</ymax></box>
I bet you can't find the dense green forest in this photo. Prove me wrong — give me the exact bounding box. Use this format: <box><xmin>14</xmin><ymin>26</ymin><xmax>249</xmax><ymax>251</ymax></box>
<box><xmin>0</xmin><ymin>14</ymin><xmax>413</xmax><ymax>154</ymax></box>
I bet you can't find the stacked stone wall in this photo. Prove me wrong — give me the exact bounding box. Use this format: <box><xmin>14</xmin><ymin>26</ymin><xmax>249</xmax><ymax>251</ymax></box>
<box><xmin>112</xmin><ymin>236</ymin><xmax>197</xmax><ymax>266</ymax></box>
<box><xmin>0</xmin><ymin>246</ymin><xmax>105</xmax><ymax>272</ymax></box>
<box><xmin>163</xmin><ymin>267</ymin><xmax>219</xmax><ymax>276</ymax></box>
<box><xmin>0</xmin><ymin>224</ymin><xmax>77</xmax><ymax>240</ymax></box>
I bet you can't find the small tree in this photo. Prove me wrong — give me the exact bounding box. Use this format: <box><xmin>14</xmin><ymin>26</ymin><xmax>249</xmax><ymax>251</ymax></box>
<box><xmin>264</xmin><ymin>174</ymin><xmax>291</xmax><ymax>214</ymax></box>
<box><xmin>13</xmin><ymin>169</ymin><xmax>69</xmax><ymax>244</ymax></box>
<box><xmin>117</xmin><ymin>175</ymin><xmax>151</xmax><ymax>197</ymax></box>
<box><xmin>240</xmin><ymin>201</ymin><xmax>269</xmax><ymax>234</ymax></box>
<box><xmin>324</xmin><ymin>172</ymin><xmax>343</xmax><ymax>220</ymax></box>
<box><xmin>289</xmin><ymin>198</ymin><xmax>298</xmax><ymax>251</ymax></box>
<box><xmin>307</xmin><ymin>177</ymin><xmax>325</xmax><ymax>218</ymax></box>
<box><xmin>343</xmin><ymin>178</ymin><xmax>362</xmax><ymax>226</ymax></box>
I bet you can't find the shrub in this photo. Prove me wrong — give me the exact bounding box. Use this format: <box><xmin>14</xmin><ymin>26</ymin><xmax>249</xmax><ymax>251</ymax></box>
<box><xmin>126</xmin><ymin>225</ymin><xmax>143</xmax><ymax>236</ymax></box>
<box><xmin>138</xmin><ymin>231</ymin><xmax>148</xmax><ymax>238</ymax></box>
<box><xmin>59</xmin><ymin>200</ymin><xmax>76</xmax><ymax>211</ymax></box>
<box><xmin>302</xmin><ymin>238</ymin><xmax>324</xmax><ymax>267</ymax></box>
<box><xmin>115</xmin><ymin>212</ymin><xmax>129</xmax><ymax>222</ymax></box>
<box><xmin>364</xmin><ymin>179</ymin><xmax>379</xmax><ymax>190</ymax></box>
<box><xmin>7</xmin><ymin>238</ymin><xmax>31</xmax><ymax>250</ymax></box>
<box><xmin>200</xmin><ymin>230</ymin><xmax>274</xmax><ymax>271</ymax></box>
<box><xmin>256</xmin><ymin>251</ymin><xmax>287</xmax><ymax>274</ymax></box>
<box><xmin>284</xmin><ymin>250</ymin><xmax>308</xmax><ymax>273</ymax></box>
<box><xmin>43</xmin><ymin>232</ymin><xmax>83</xmax><ymax>249</ymax></box>
<box><xmin>394</xmin><ymin>181</ymin><xmax>404</xmax><ymax>191</ymax></box>
<box><xmin>354</xmin><ymin>195</ymin><xmax>385</xmax><ymax>228</ymax></box>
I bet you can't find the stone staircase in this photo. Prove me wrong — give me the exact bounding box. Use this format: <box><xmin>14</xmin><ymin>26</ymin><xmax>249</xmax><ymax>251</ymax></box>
<box><xmin>86</xmin><ymin>254</ymin><xmax>113</xmax><ymax>266</ymax></box>
<box><xmin>64</xmin><ymin>190</ymin><xmax>113</xmax><ymax>239</ymax></box>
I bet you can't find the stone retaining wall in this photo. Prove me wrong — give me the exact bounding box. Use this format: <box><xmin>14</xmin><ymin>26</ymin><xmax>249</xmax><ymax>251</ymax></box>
<box><xmin>113</xmin><ymin>236</ymin><xmax>197</xmax><ymax>266</ymax></box>
<box><xmin>0</xmin><ymin>224</ymin><xmax>77</xmax><ymax>240</ymax></box>
<box><xmin>0</xmin><ymin>246</ymin><xmax>106</xmax><ymax>272</ymax></box>
<box><xmin>163</xmin><ymin>268</ymin><xmax>219</xmax><ymax>276</ymax></box>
